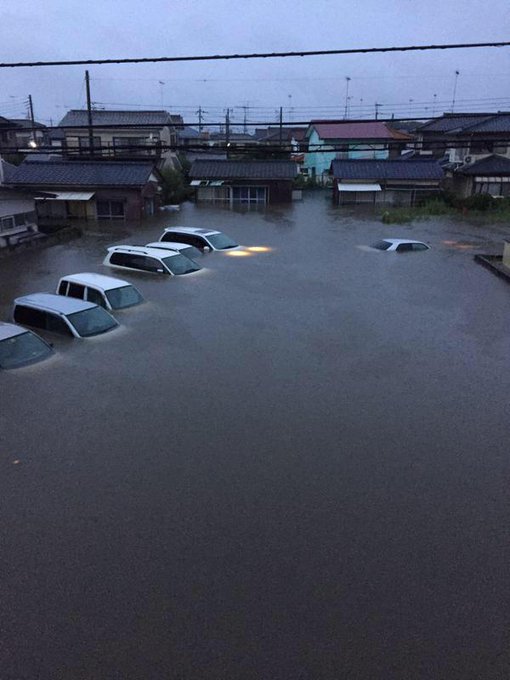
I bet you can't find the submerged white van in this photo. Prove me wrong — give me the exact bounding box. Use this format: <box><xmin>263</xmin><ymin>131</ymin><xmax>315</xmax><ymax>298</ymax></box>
<box><xmin>57</xmin><ymin>273</ymin><xmax>144</xmax><ymax>311</ymax></box>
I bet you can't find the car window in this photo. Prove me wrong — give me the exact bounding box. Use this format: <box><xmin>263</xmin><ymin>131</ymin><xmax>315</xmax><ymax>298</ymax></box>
<box><xmin>163</xmin><ymin>233</ymin><xmax>204</xmax><ymax>250</ymax></box>
<box><xmin>371</xmin><ymin>240</ymin><xmax>391</xmax><ymax>251</ymax></box>
<box><xmin>161</xmin><ymin>254</ymin><xmax>201</xmax><ymax>275</ymax></box>
<box><xmin>14</xmin><ymin>305</ymin><xmax>46</xmax><ymax>329</ymax></box>
<box><xmin>412</xmin><ymin>243</ymin><xmax>428</xmax><ymax>251</ymax></box>
<box><xmin>141</xmin><ymin>256</ymin><xmax>165</xmax><ymax>273</ymax></box>
<box><xmin>58</xmin><ymin>281</ymin><xmax>68</xmax><ymax>295</ymax></box>
<box><xmin>0</xmin><ymin>331</ymin><xmax>53</xmax><ymax>369</ymax></box>
<box><xmin>105</xmin><ymin>285</ymin><xmax>143</xmax><ymax>309</ymax></box>
<box><xmin>68</xmin><ymin>283</ymin><xmax>86</xmax><ymax>299</ymax></box>
<box><xmin>182</xmin><ymin>245</ymin><xmax>202</xmax><ymax>260</ymax></box>
<box><xmin>207</xmin><ymin>233</ymin><xmax>238</xmax><ymax>250</ymax></box>
<box><xmin>67</xmin><ymin>307</ymin><xmax>118</xmax><ymax>337</ymax></box>
<box><xmin>110</xmin><ymin>252</ymin><xmax>132</xmax><ymax>267</ymax></box>
<box><xmin>396</xmin><ymin>243</ymin><xmax>413</xmax><ymax>252</ymax></box>
<box><xmin>87</xmin><ymin>287</ymin><xmax>106</xmax><ymax>307</ymax></box>
<box><xmin>46</xmin><ymin>313</ymin><xmax>73</xmax><ymax>336</ymax></box>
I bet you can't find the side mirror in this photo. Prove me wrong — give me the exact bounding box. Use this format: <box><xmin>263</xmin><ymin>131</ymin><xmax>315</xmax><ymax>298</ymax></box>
<box><xmin>203</xmin><ymin>246</ymin><xmax>211</xmax><ymax>253</ymax></box>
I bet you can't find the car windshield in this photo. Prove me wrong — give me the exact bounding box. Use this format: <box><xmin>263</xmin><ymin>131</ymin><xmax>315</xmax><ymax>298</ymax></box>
<box><xmin>162</xmin><ymin>254</ymin><xmax>201</xmax><ymax>275</ymax></box>
<box><xmin>207</xmin><ymin>233</ymin><xmax>238</xmax><ymax>250</ymax></box>
<box><xmin>371</xmin><ymin>240</ymin><xmax>392</xmax><ymax>250</ymax></box>
<box><xmin>181</xmin><ymin>245</ymin><xmax>202</xmax><ymax>260</ymax></box>
<box><xmin>67</xmin><ymin>306</ymin><xmax>118</xmax><ymax>337</ymax></box>
<box><xmin>0</xmin><ymin>331</ymin><xmax>53</xmax><ymax>369</ymax></box>
<box><xmin>105</xmin><ymin>285</ymin><xmax>144</xmax><ymax>309</ymax></box>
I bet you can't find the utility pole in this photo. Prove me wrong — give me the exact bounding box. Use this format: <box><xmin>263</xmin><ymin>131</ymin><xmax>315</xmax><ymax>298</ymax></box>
<box><xmin>242</xmin><ymin>102</ymin><xmax>250</xmax><ymax>134</ymax></box>
<box><xmin>196</xmin><ymin>106</ymin><xmax>204</xmax><ymax>132</ymax></box>
<box><xmin>85</xmin><ymin>70</ymin><xmax>94</xmax><ymax>157</ymax></box>
<box><xmin>225</xmin><ymin>108</ymin><xmax>230</xmax><ymax>158</ymax></box>
<box><xmin>375</xmin><ymin>102</ymin><xmax>381</xmax><ymax>120</ymax></box>
<box><xmin>451</xmin><ymin>70</ymin><xmax>460</xmax><ymax>112</ymax></box>
<box><xmin>279</xmin><ymin>106</ymin><xmax>283</xmax><ymax>148</ymax></box>
<box><xmin>28</xmin><ymin>94</ymin><xmax>36</xmax><ymax>146</ymax></box>
<box><xmin>432</xmin><ymin>93</ymin><xmax>437</xmax><ymax>116</ymax></box>
<box><xmin>344</xmin><ymin>77</ymin><xmax>351</xmax><ymax>119</ymax></box>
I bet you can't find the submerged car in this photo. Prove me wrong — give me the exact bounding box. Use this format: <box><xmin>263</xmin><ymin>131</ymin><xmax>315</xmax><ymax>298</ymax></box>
<box><xmin>104</xmin><ymin>245</ymin><xmax>201</xmax><ymax>276</ymax></box>
<box><xmin>159</xmin><ymin>227</ymin><xmax>238</xmax><ymax>252</ymax></box>
<box><xmin>370</xmin><ymin>239</ymin><xmax>430</xmax><ymax>252</ymax></box>
<box><xmin>0</xmin><ymin>322</ymin><xmax>54</xmax><ymax>369</ymax></box>
<box><xmin>13</xmin><ymin>293</ymin><xmax>119</xmax><ymax>338</ymax></box>
<box><xmin>57</xmin><ymin>273</ymin><xmax>144</xmax><ymax>311</ymax></box>
<box><xmin>145</xmin><ymin>241</ymin><xmax>203</xmax><ymax>262</ymax></box>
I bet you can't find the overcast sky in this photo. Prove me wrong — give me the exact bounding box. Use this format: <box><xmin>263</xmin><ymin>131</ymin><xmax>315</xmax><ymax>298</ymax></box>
<box><xmin>1</xmin><ymin>0</ymin><xmax>509</xmax><ymax>128</ymax></box>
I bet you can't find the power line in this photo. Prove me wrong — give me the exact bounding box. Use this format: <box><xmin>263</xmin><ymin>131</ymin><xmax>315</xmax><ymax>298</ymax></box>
<box><xmin>1</xmin><ymin>40</ymin><xmax>510</xmax><ymax>69</ymax></box>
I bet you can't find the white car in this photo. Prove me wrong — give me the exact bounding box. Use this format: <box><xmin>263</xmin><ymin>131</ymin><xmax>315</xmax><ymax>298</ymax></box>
<box><xmin>13</xmin><ymin>293</ymin><xmax>119</xmax><ymax>338</ymax></box>
<box><xmin>0</xmin><ymin>322</ymin><xmax>54</xmax><ymax>369</ymax></box>
<box><xmin>145</xmin><ymin>241</ymin><xmax>203</xmax><ymax>262</ymax></box>
<box><xmin>159</xmin><ymin>227</ymin><xmax>238</xmax><ymax>252</ymax></box>
<box><xmin>104</xmin><ymin>245</ymin><xmax>201</xmax><ymax>276</ymax></box>
<box><xmin>57</xmin><ymin>273</ymin><xmax>144</xmax><ymax>311</ymax></box>
<box><xmin>370</xmin><ymin>239</ymin><xmax>430</xmax><ymax>252</ymax></box>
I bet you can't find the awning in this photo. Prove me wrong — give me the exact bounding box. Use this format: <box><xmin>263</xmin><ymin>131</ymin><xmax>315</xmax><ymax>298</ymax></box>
<box><xmin>35</xmin><ymin>191</ymin><xmax>95</xmax><ymax>201</ymax></box>
<box><xmin>209</xmin><ymin>180</ymin><xmax>224</xmax><ymax>186</ymax></box>
<box><xmin>337</xmin><ymin>183</ymin><xmax>382</xmax><ymax>192</ymax></box>
<box><xmin>190</xmin><ymin>180</ymin><xmax>202</xmax><ymax>186</ymax></box>
<box><xmin>190</xmin><ymin>179</ymin><xmax>224</xmax><ymax>187</ymax></box>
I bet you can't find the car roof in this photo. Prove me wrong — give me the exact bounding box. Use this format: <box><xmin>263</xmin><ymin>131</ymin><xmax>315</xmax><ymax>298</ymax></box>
<box><xmin>14</xmin><ymin>292</ymin><xmax>97</xmax><ymax>314</ymax></box>
<box><xmin>59</xmin><ymin>272</ymin><xmax>132</xmax><ymax>291</ymax></box>
<box><xmin>163</xmin><ymin>226</ymin><xmax>220</xmax><ymax>236</ymax></box>
<box><xmin>107</xmin><ymin>245</ymin><xmax>179</xmax><ymax>258</ymax></box>
<box><xmin>0</xmin><ymin>321</ymin><xmax>28</xmax><ymax>341</ymax></box>
<box><xmin>383</xmin><ymin>239</ymin><xmax>427</xmax><ymax>245</ymax></box>
<box><xmin>145</xmin><ymin>241</ymin><xmax>192</xmax><ymax>251</ymax></box>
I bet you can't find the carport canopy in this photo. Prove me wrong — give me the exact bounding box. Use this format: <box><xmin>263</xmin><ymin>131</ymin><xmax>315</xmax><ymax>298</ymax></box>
<box><xmin>35</xmin><ymin>191</ymin><xmax>95</xmax><ymax>201</ymax></box>
<box><xmin>337</xmin><ymin>183</ymin><xmax>382</xmax><ymax>192</ymax></box>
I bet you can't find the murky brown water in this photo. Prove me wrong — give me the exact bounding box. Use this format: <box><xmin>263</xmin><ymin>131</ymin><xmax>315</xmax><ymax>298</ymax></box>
<box><xmin>1</xmin><ymin>194</ymin><xmax>510</xmax><ymax>679</ymax></box>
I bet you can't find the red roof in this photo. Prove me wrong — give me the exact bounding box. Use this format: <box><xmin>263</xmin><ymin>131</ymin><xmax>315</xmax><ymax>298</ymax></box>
<box><xmin>309</xmin><ymin>121</ymin><xmax>412</xmax><ymax>141</ymax></box>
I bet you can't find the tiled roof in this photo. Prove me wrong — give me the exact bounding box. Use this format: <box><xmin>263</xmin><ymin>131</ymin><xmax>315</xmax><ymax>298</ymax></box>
<box><xmin>457</xmin><ymin>154</ymin><xmax>510</xmax><ymax>176</ymax></box>
<box><xmin>190</xmin><ymin>160</ymin><xmax>298</xmax><ymax>180</ymax></box>
<box><xmin>58</xmin><ymin>109</ymin><xmax>181</xmax><ymax>127</ymax></box>
<box><xmin>418</xmin><ymin>113</ymin><xmax>510</xmax><ymax>134</ymax></box>
<box><xmin>308</xmin><ymin>121</ymin><xmax>412</xmax><ymax>141</ymax></box>
<box><xmin>463</xmin><ymin>114</ymin><xmax>510</xmax><ymax>133</ymax></box>
<box><xmin>331</xmin><ymin>159</ymin><xmax>444</xmax><ymax>180</ymax></box>
<box><xmin>8</xmin><ymin>118</ymin><xmax>46</xmax><ymax>129</ymax></box>
<box><xmin>7</xmin><ymin>160</ymin><xmax>157</xmax><ymax>186</ymax></box>
<box><xmin>256</xmin><ymin>127</ymin><xmax>308</xmax><ymax>142</ymax></box>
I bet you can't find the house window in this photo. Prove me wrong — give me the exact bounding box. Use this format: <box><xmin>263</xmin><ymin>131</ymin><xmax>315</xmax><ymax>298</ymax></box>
<box><xmin>0</xmin><ymin>216</ymin><xmax>15</xmax><ymax>232</ymax></box>
<box><xmin>112</xmin><ymin>137</ymin><xmax>148</xmax><ymax>155</ymax></box>
<box><xmin>493</xmin><ymin>143</ymin><xmax>508</xmax><ymax>155</ymax></box>
<box><xmin>232</xmin><ymin>186</ymin><xmax>267</xmax><ymax>204</ymax></box>
<box><xmin>96</xmin><ymin>200</ymin><xmax>125</xmax><ymax>219</ymax></box>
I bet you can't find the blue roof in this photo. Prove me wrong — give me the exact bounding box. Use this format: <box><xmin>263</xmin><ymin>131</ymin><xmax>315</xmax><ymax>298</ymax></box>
<box><xmin>330</xmin><ymin>159</ymin><xmax>444</xmax><ymax>180</ymax></box>
<box><xmin>7</xmin><ymin>160</ymin><xmax>156</xmax><ymax>187</ymax></box>
<box><xmin>14</xmin><ymin>293</ymin><xmax>97</xmax><ymax>314</ymax></box>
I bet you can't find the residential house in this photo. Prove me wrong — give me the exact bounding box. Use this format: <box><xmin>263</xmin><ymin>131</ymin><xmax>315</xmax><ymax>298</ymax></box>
<box><xmin>0</xmin><ymin>159</ymin><xmax>40</xmax><ymax>247</ymax></box>
<box><xmin>6</xmin><ymin>159</ymin><xmax>163</xmax><ymax>222</ymax></box>
<box><xmin>417</xmin><ymin>112</ymin><xmax>510</xmax><ymax>163</ymax></box>
<box><xmin>254</xmin><ymin>127</ymin><xmax>308</xmax><ymax>152</ymax></box>
<box><xmin>0</xmin><ymin>116</ymin><xmax>19</xmax><ymax>153</ymax></box>
<box><xmin>452</xmin><ymin>155</ymin><xmax>510</xmax><ymax>198</ymax></box>
<box><xmin>7</xmin><ymin>118</ymin><xmax>48</xmax><ymax>150</ymax></box>
<box><xmin>304</xmin><ymin>121</ymin><xmax>413</xmax><ymax>183</ymax></box>
<box><xmin>189</xmin><ymin>159</ymin><xmax>298</xmax><ymax>204</ymax></box>
<box><xmin>330</xmin><ymin>158</ymin><xmax>444</xmax><ymax>206</ymax></box>
<box><xmin>417</xmin><ymin>113</ymin><xmax>510</xmax><ymax>197</ymax></box>
<box><xmin>58</xmin><ymin>110</ymin><xmax>183</xmax><ymax>169</ymax></box>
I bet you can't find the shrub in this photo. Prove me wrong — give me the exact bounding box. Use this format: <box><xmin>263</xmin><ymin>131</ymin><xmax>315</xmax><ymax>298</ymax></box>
<box><xmin>461</xmin><ymin>193</ymin><xmax>495</xmax><ymax>211</ymax></box>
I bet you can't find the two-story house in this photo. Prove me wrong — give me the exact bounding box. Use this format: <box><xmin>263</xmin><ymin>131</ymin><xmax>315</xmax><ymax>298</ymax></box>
<box><xmin>304</xmin><ymin>121</ymin><xmax>413</xmax><ymax>183</ymax></box>
<box><xmin>418</xmin><ymin>112</ymin><xmax>510</xmax><ymax>197</ymax></box>
<box><xmin>58</xmin><ymin>110</ymin><xmax>183</xmax><ymax>170</ymax></box>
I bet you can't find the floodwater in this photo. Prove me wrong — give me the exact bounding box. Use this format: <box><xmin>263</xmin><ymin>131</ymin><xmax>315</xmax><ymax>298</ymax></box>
<box><xmin>1</xmin><ymin>193</ymin><xmax>510</xmax><ymax>679</ymax></box>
